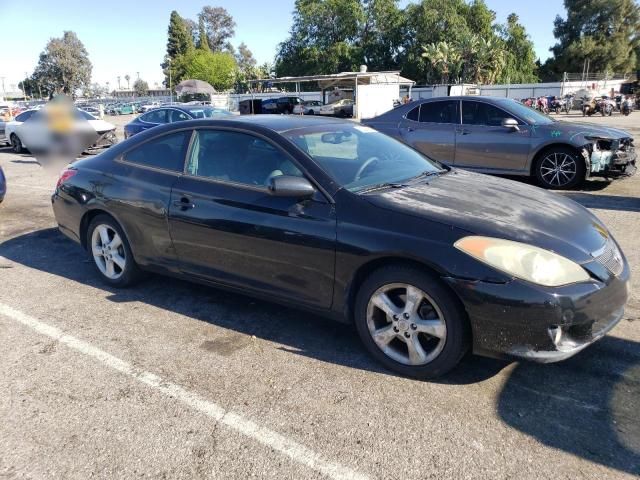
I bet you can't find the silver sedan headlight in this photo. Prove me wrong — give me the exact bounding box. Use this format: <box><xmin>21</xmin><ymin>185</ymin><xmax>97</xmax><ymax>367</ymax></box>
<box><xmin>455</xmin><ymin>236</ymin><xmax>590</xmax><ymax>287</ymax></box>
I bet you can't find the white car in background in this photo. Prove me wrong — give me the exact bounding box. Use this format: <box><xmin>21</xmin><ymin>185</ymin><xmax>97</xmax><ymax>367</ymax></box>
<box><xmin>318</xmin><ymin>98</ymin><xmax>354</xmax><ymax>117</ymax></box>
<box><xmin>6</xmin><ymin>108</ymin><xmax>117</xmax><ymax>154</ymax></box>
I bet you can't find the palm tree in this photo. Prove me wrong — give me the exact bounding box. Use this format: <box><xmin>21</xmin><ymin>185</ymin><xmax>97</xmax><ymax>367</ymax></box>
<box><xmin>124</xmin><ymin>74</ymin><xmax>131</xmax><ymax>90</ymax></box>
<box><xmin>421</xmin><ymin>41</ymin><xmax>461</xmax><ymax>84</ymax></box>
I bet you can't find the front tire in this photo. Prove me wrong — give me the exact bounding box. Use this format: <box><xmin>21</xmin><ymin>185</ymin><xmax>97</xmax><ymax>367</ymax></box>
<box><xmin>87</xmin><ymin>215</ymin><xmax>142</xmax><ymax>287</ymax></box>
<box><xmin>354</xmin><ymin>265</ymin><xmax>469</xmax><ymax>379</ymax></box>
<box><xmin>535</xmin><ymin>147</ymin><xmax>585</xmax><ymax>190</ymax></box>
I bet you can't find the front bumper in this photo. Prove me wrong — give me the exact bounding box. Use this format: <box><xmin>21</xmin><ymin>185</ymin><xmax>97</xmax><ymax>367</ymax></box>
<box><xmin>444</xmin><ymin>258</ymin><xmax>630</xmax><ymax>363</ymax></box>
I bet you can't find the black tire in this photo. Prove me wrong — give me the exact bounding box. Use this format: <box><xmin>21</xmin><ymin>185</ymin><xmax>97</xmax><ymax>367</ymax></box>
<box><xmin>10</xmin><ymin>134</ymin><xmax>24</xmax><ymax>154</ymax></box>
<box><xmin>87</xmin><ymin>214</ymin><xmax>143</xmax><ymax>287</ymax></box>
<box><xmin>308</xmin><ymin>109</ymin><xmax>314</xmax><ymax>115</ymax></box>
<box><xmin>354</xmin><ymin>265</ymin><xmax>470</xmax><ymax>379</ymax></box>
<box><xmin>534</xmin><ymin>146</ymin><xmax>586</xmax><ymax>190</ymax></box>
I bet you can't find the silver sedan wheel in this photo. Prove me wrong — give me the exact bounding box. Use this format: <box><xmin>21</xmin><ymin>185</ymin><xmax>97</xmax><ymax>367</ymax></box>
<box><xmin>366</xmin><ymin>283</ymin><xmax>447</xmax><ymax>366</ymax></box>
<box><xmin>91</xmin><ymin>224</ymin><xmax>126</xmax><ymax>280</ymax></box>
<box><xmin>540</xmin><ymin>153</ymin><xmax>577</xmax><ymax>187</ymax></box>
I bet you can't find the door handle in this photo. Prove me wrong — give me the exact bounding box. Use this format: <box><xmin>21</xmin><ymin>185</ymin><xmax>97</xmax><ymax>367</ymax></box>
<box><xmin>456</xmin><ymin>128</ymin><xmax>471</xmax><ymax>135</ymax></box>
<box><xmin>173</xmin><ymin>197</ymin><xmax>195</xmax><ymax>210</ymax></box>
<box><xmin>406</xmin><ymin>126</ymin><xmax>414</xmax><ymax>132</ymax></box>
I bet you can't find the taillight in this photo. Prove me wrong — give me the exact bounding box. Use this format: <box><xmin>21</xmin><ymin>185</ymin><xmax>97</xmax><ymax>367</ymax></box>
<box><xmin>56</xmin><ymin>169</ymin><xmax>77</xmax><ymax>189</ymax></box>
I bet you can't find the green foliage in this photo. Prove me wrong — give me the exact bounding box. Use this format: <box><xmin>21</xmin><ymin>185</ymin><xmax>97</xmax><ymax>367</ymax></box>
<box><xmin>276</xmin><ymin>0</ymin><xmax>538</xmax><ymax>85</ymax></box>
<box><xmin>198</xmin><ymin>17</ymin><xmax>211</xmax><ymax>51</ymax></box>
<box><xmin>542</xmin><ymin>0</ymin><xmax>640</xmax><ymax>77</ymax></box>
<box><xmin>32</xmin><ymin>31</ymin><xmax>92</xmax><ymax>96</ymax></box>
<box><xmin>175</xmin><ymin>49</ymin><xmax>237</xmax><ymax>91</ymax></box>
<box><xmin>161</xmin><ymin>11</ymin><xmax>194</xmax><ymax>87</ymax></box>
<box><xmin>133</xmin><ymin>79</ymin><xmax>149</xmax><ymax>96</ymax></box>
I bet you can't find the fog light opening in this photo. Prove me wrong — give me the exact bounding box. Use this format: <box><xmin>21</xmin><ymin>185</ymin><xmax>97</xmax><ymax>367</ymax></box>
<box><xmin>549</xmin><ymin>325</ymin><xmax>563</xmax><ymax>346</ymax></box>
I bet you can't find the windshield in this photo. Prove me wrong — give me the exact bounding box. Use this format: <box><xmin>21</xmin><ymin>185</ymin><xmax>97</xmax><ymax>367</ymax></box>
<box><xmin>284</xmin><ymin>124</ymin><xmax>443</xmax><ymax>192</ymax></box>
<box><xmin>189</xmin><ymin>107</ymin><xmax>231</xmax><ymax>118</ymax></box>
<box><xmin>499</xmin><ymin>99</ymin><xmax>554</xmax><ymax>125</ymax></box>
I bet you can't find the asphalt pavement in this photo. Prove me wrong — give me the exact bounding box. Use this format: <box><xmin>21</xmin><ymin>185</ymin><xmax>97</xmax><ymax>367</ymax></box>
<box><xmin>0</xmin><ymin>112</ymin><xmax>639</xmax><ymax>479</ymax></box>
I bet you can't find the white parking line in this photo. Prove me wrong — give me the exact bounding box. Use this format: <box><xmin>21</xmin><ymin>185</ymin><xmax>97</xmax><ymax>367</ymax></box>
<box><xmin>0</xmin><ymin>302</ymin><xmax>369</xmax><ymax>480</ymax></box>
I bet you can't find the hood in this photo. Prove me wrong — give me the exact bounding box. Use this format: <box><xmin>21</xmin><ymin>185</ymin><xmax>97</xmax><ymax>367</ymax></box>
<box><xmin>88</xmin><ymin>119</ymin><xmax>116</xmax><ymax>132</ymax></box>
<box><xmin>365</xmin><ymin>170</ymin><xmax>610</xmax><ymax>262</ymax></box>
<box><xmin>538</xmin><ymin>121</ymin><xmax>632</xmax><ymax>140</ymax></box>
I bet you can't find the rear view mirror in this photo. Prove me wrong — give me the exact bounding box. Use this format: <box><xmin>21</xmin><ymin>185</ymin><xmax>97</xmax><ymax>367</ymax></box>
<box><xmin>501</xmin><ymin>118</ymin><xmax>519</xmax><ymax>131</ymax></box>
<box><xmin>321</xmin><ymin>131</ymin><xmax>352</xmax><ymax>144</ymax></box>
<box><xmin>268</xmin><ymin>175</ymin><xmax>315</xmax><ymax>199</ymax></box>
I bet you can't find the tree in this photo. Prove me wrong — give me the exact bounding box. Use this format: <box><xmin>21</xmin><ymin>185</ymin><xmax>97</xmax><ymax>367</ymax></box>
<box><xmin>421</xmin><ymin>41</ymin><xmax>461</xmax><ymax>84</ymax></box>
<box><xmin>174</xmin><ymin>49</ymin><xmax>236</xmax><ymax>91</ymax></box>
<box><xmin>18</xmin><ymin>77</ymin><xmax>41</xmax><ymax>99</ymax></box>
<box><xmin>235</xmin><ymin>42</ymin><xmax>258</xmax><ymax>89</ymax></box>
<box><xmin>124</xmin><ymin>74</ymin><xmax>131</xmax><ymax>90</ymax></box>
<box><xmin>497</xmin><ymin>14</ymin><xmax>538</xmax><ymax>83</ymax></box>
<box><xmin>32</xmin><ymin>31</ymin><xmax>92</xmax><ymax>96</ymax></box>
<box><xmin>198</xmin><ymin>6</ymin><xmax>236</xmax><ymax>52</ymax></box>
<box><xmin>198</xmin><ymin>17</ymin><xmax>210</xmax><ymax>51</ymax></box>
<box><xmin>133</xmin><ymin>79</ymin><xmax>149</xmax><ymax>96</ymax></box>
<box><xmin>543</xmin><ymin>0</ymin><xmax>640</xmax><ymax>77</ymax></box>
<box><xmin>161</xmin><ymin>11</ymin><xmax>194</xmax><ymax>87</ymax></box>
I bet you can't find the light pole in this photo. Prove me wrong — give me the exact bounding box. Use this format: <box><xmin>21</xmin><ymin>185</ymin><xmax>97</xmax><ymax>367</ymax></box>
<box><xmin>168</xmin><ymin>58</ymin><xmax>173</xmax><ymax>104</ymax></box>
<box><xmin>117</xmin><ymin>76</ymin><xmax>121</xmax><ymax>90</ymax></box>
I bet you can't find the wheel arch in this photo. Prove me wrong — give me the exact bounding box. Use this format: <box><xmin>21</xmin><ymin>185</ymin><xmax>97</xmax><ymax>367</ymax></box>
<box><xmin>344</xmin><ymin>256</ymin><xmax>468</xmax><ymax>326</ymax></box>
<box><xmin>530</xmin><ymin>143</ymin><xmax>585</xmax><ymax>176</ymax></box>
<box><xmin>79</xmin><ymin>208</ymin><xmax>135</xmax><ymax>256</ymax></box>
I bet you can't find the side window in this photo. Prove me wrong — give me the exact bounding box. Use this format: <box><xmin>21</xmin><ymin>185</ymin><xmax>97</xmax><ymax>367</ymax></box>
<box><xmin>419</xmin><ymin>101</ymin><xmax>458</xmax><ymax>124</ymax></box>
<box><xmin>186</xmin><ymin>130</ymin><xmax>302</xmax><ymax>186</ymax></box>
<box><xmin>405</xmin><ymin>105</ymin><xmax>420</xmax><ymax>121</ymax></box>
<box><xmin>16</xmin><ymin>110</ymin><xmax>35</xmax><ymax>122</ymax></box>
<box><xmin>140</xmin><ymin>109</ymin><xmax>167</xmax><ymax>124</ymax></box>
<box><xmin>462</xmin><ymin>101</ymin><xmax>513</xmax><ymax>126</ymax></box>
<box><xmin>169</xmin><ymin>110</ymin><xmax>190</xmax><ymax>122</ymax></box>
<box><xmin>122</xmin><ymin>130</ymin><xmax>191</xmax><ymax>172</ymax></box>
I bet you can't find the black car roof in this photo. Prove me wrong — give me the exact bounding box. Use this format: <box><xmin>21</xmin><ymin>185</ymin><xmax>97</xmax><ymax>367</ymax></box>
<box><xmin>204</xmin><ymin>114</ymin><xmax>348</xmax><ymax>132</ymax></box>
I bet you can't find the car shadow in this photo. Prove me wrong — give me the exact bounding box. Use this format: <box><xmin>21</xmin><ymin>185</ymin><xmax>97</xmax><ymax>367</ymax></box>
<box><xmin>0</xmin><ymin>227</ymin><xmax>509</xmax><ymax>384</ymax></box>
<box><xmin>498</xmin><ymin>336</ymin><xmax>640</xmax><ymax>475</ymax></box>
<box><xmin>557</xmin><ymin>192</ymin><xmax>640</xmax><ymax>212</ymax></box>
<box><xmin>2</xmin><ymin>228</ymin><xmax>639</xmax><ymax>474</ymax></box>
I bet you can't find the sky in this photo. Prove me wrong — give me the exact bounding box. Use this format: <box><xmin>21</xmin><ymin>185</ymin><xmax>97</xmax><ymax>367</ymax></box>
<box><xmin>0</xmin><ymin>0</ymin><xmax>565</xmax><ymax>92</ymax></box>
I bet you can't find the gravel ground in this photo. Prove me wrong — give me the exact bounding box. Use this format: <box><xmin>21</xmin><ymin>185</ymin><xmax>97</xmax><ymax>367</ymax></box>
<box><xmin>0</xmin><ymin>112</ymin><xmax>639</xmax><ymax>479</ymax></box>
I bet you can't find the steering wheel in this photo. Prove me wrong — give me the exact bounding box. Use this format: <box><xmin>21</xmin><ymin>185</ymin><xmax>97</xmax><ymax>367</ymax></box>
<box><xmin>355</xmin><ymin>156</ymin><xmax>380</xmax><ymax>182</ymax></box>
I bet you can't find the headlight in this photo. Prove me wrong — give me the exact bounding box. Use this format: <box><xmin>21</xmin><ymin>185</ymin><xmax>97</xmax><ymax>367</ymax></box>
<box><xmin>454</xmin><ymin>236</ymin><xmax>590</xmax><ymax>287</ymax></box>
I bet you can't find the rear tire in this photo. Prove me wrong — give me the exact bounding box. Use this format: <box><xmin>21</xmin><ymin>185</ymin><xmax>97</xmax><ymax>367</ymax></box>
<box><xmin>354</xmin><ymin>265</ymin><xmax>470</xmax><ymax>379</ymax></box>
<box><xmin>87</xmin><ymin>214</ymin><xmax>142</xmax><ymax>287</ymax></box>
<box><xmin>535</xmin><ymin>146</ymin><xmax>585</xmax><ymax>190</ymax></box>
<box><xmin>10</xmin><ymin>134</ymin><xmax>24</xmax><ymax>154</ymax></box>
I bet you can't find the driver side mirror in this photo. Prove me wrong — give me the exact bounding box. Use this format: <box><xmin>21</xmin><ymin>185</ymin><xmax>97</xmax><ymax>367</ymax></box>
<box><xmin>268</xmin><ymin>175</ymin><xmax>315</xmax><ymax>199</ymax></box>
<box><xmin>502</xmin><ymin>118</ymin><xmax>520</xmax><ymax>131</ymax></box>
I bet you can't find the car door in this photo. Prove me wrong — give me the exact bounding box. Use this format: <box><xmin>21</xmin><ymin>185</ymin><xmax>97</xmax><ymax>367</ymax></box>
<box><xmin>454</xmin><ymin>100</ymin><xmax>531</xmax><ymax>172</ymax></box>
<box><xmin>168</xmin><ymin>127</ymin><xmax>337</xmax><ymax>308</ymax></box>
<box><xmin>398</xmin><ymin>100</ymin><xmax>458</xmax><ymax>164</ymax></box>
<box><xmin>138</xmin><ymin>109</ymin><xmax>169</xmax><ymax>132</ymax></box>
<box><xmin>109</xmin><ymin>129</ymin><xmax>192</xmax><ymax>269</ymax></box>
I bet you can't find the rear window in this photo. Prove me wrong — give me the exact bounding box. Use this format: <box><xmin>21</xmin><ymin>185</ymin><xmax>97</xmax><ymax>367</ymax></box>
<box><xmin>122</xmin><ymin>131</ymin><xmax>191</xmax><ymax>172</ymax></box>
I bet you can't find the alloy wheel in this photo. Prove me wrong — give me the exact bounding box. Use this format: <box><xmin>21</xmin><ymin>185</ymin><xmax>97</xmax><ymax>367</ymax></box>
<box><xmin>91</xmin><ymin>224</ymin><xmax>127</xmax><ymax>280</ymax></box>
<box><xmin>539</xmin><ymin>153</ymin><xmax>577</xmax><ymax>187</ymax></box>
<box><xmin>366</xmin><ymin>283</ymin><xmax>447</xmax><ymax>366</ymax></box>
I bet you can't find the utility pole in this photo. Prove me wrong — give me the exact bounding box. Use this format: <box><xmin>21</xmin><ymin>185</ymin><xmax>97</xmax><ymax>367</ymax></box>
<box><xmin>117</xmin><ymin>76</ymin><xmax>121</xmax><ymax>90</ymax></box>
<box><xmin>168</xmin><ymin>58</ymin><xmax>173</xmax><ymax>104</ymax></box>
<box><xmin>0</xmin><ymin>76</ymin><xmax>5</xmax><ymax>101</ymax></box>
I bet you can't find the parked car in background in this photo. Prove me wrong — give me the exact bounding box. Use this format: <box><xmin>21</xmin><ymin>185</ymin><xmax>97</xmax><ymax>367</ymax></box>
<box><xmin>302</xmin><ymin>100</ymin><xmax>323</xmax><ymax>115</ymax></box>
<box><xmin>139</xmin><ymin>102</ymin><xmax>160</xmax><ymax>113</ymax></box>
<box><xmin>6</xmin><ymin>108</ymin><xmax>117</xmax><ymax>154</ymax></box>
<box><xmin>0</xmin><ymin>165</ymin><xmax>5</xmax><ymax>203</ymax></box>
<box><xmin>319</xmin><ymin>99</ymin><xmax>354</xmax><ymax>117</ymax></box>
<box><xmin>51</xmin><ymin>116</ymin><xmax>629</xmax><ymax>379</ymax></box>
<box><xmin>275</xmin><ymin>96</ymin><xmax>303</xmax><ymax>114</ymax></box>
<box><xmin>364</xmin><ymin>96</ymin><xmax>636</xmax><ymax>189</ymax></box>
<box><xmin>107</xmin><ymin>103</ymin><xmax>136</xmax><ymax>115</ymax></box>
<box><xmin>124</xmin><ymin>105</ymin><xmax>232</xmax><ymax>138</ymax></box>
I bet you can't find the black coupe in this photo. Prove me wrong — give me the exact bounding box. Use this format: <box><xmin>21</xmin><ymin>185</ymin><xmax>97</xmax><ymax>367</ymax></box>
<box><xmin>52</xmin><ymin>116</ymin><xmax>629</xmax><ymax>378</ymax></box>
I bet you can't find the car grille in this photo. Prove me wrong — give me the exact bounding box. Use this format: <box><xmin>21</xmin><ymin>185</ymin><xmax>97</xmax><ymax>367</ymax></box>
<box><xmin>593</xmin><ymin>238</ymin><xmax>624</xmax><ymax>276</ymax></box>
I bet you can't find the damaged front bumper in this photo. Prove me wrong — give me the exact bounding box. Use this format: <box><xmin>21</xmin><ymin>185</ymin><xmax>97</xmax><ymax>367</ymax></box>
<box><xmin>583</xmin><ymin>137</ymin><xmax>636</xmax><ymax>177</ymax></box>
